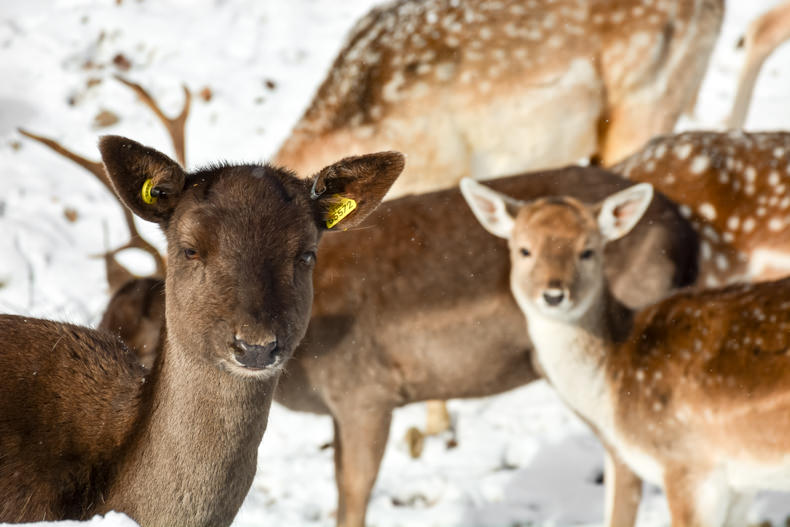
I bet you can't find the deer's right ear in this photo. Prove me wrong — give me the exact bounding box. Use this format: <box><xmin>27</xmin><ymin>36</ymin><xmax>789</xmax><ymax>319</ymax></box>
<box><xmin>98</xmin><ymin>135</ymin><xmax>186</xmax><ymax>224</ymax></box>
<box><xmin>460</xmin><ymin>179</ymin><xmax>520</xmax><ymax>239</ymax></box>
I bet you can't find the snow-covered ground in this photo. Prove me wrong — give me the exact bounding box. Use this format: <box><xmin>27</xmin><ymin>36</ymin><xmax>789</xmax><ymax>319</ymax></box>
<box><xmin>2</xmin><ymin>0</ymin><xmax>790</xmax><ymax>525</ymax></box>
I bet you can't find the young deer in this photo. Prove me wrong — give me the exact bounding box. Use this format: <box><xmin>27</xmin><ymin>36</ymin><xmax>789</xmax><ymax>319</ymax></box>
<box><xmin>275</xmin><ymin>0</ymin><xmax>724</xmax><ymax>198</ymax></box>
<box><xmin>463</xmin><ymin>178</ymin><xmax>790</xmax><ymax>527</ymax></box>
<box><xmin>0</xmin><ymin>136</ymin><xmax>403</xmax><ymax>525</ymax></box>
<box><xmin>613</xmin><ymin>130</ymin><xmax>790</xmax><ymax>285</ymax></box>
<box><xmin>729</xmin><ymin>0</ymin><xmax>790</xmax><ymax>129</ymax></box>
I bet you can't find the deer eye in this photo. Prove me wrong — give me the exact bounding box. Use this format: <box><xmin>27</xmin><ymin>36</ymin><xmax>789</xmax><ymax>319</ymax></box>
<box><xmin>580</xmin><ymin>249</ymin><xmax>595</xmax><ymax>260</ymax></box>
<box><xmin>520</xmin><ymin>248</ymin><xmax>531</xmax><ymax>257</ymax></box>
<box><xmin>298</xmin><ymin>251</ymin><xmax>316</xmax><ymax>266</ymax></box>
<box><xmin>183</xmin><ymin>248</ymin><xmax>199</xmax><ymax>260</ymax></box>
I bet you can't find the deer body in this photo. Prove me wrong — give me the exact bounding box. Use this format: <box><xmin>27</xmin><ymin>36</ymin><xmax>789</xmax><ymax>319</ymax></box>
<box><xmin>276</xmin><ymin>0</ymin><xmax>724</xmax><ymax>198</ymax></box>
<box><xmin>463</xmin><ymin>179</ymin><xmax>790</xmax><ymax>526</ymax></box>
<box><xmin>614</xmin><ymin>130</ymin><xmax>790</xmax><ymax>285</ymax></box>
<box><xmin>0</xmin><ymin>136</ymin><xmax>403</xmax><ymax>525</ymax></box>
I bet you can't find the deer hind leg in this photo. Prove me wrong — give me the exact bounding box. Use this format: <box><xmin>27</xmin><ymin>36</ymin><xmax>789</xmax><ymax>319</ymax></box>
<box><xmin>332</xmin><ymin>407</ymin><xmax>393</xmax><ymax>527</ymax></box>
<box><xmin>603</xmin><ymin>450</ymin><xmax>642</xmax><ymax>527</ymax></box>
<box><xmin>664</xmin><ymin>466</ymin><xmax>732</xmax><ymax>527</ymax></box>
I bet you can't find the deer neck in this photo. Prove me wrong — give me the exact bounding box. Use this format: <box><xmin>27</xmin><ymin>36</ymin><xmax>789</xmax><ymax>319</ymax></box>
<box><xmin>522</xmin><ymin>283</ymin><xmax>632</xmax><ymax>440</ymax></box>
<box><xmin>105</xmin><ymin>337</ymin><xmax>276</xmax><ymax>527</ymax></box>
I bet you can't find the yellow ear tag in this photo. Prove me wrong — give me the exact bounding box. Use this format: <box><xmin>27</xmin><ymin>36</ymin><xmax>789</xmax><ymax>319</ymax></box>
<box><xmin>325</xmin><ymin>195</ymin><xmax>357</xmax><ymax>229</ymax></box>
<box><xmin>141</xmin><ymin>178</ymin><xmax>158</xmax><ymax>205</ymax></box>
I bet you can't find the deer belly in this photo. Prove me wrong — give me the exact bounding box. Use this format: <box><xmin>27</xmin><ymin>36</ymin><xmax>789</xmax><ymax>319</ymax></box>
<box><xmin>725</xmin><ymin>457</ymin><xmax>790</xmax><ymax>491</ymax></box>
<box><xmin>456</xmin><ymin>58</ymin><xmax>604</xmax><ymax>180</ymax></box>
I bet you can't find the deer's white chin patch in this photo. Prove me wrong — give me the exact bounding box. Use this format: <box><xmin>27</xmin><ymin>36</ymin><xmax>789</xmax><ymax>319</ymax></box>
<box><xmin>221</xmin><ymin>355</ymin><xmax>285</xmax><ymax>380</ymax></box>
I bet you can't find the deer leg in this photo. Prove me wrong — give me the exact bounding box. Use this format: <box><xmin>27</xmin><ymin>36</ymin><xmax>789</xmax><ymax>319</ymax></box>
<box><xmin>332</xmin><ymin>406</ymin><xmax>392</xmax><ymax>527</ymax></box>
<box><xmin>603</xmin><ymin>450</ymin><xmax>642</xmax><ymax>527</ymax></box>
<box><xmin>723</xmin><ymin>491</ymin><xmax>753</xmax><ymax>527</ymax></box>
<box><xmin>424</xmin><ymin>400</ymin><xmax>451</xmax><ymax>436</ymax></box>
<box><xmin>599</xmin><ymin>99</ymin><xmax>682</xmax><ymax>167</ymax></box>
<box><xmin>664</xmin><ymin>466</ymin><xmax>731</xmax><ymax>527</ymax></box>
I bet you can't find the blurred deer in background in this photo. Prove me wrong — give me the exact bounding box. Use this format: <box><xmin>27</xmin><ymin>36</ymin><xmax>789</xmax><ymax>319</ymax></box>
<box><xmin>728</xmin><ymin>0</ymin><xmax>790</xmax><ymax>129</ymax></box>
<box><xmin>276</xmin><ymin>0</ymin><xmax>725</xmax><ymax>198</ymax></box>
<box><xmin>463</xmin><ymin>178</ymin><xmax>790</xmax><ymax>527</ymax></box>
<box><xmin>614</xmin><ymin>130</ymin><xmax>790</xmax><ymax>285</ymax></box>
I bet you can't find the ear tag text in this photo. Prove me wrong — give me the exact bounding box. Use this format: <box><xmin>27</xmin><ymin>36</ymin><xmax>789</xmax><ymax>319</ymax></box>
<box><xmin>141</xmin><ymin>178</ymin><xmax>158</xmax><ymax>205</ymax></box>
<box><xmin>325</xmin><ymin>195</ymin><xmax>357</xmax><ymax>229</ymax></box>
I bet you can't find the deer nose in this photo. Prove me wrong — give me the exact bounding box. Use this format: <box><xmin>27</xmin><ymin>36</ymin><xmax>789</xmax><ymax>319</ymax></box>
<box><xmin>543</xmin><ymin>288</ymin><xmax>565</xmax><ymax>306</ymax></box>
<box><xmin>232</xmin><ymin>336</ymin><xmax>279</xmax><ymax>370</ymax></box>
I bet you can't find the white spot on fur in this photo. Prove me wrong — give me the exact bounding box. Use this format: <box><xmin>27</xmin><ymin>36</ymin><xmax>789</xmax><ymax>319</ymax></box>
<box><xmin>674</xmin><ymin>143</ymin><xmax>693</xmax><ymax>160</ymax></box>
<box><xmin>699</xmin><ymin>203</ymin><xmax>716</xmax><ymax>221</ymax></box>
<box><xmin>690</xmin><ymin>155</ymin><xmax>710</xmax><ymax>174</ymax></box>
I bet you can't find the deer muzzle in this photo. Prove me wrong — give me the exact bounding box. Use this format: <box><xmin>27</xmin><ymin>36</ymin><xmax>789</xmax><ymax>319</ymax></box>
<box><xmin>232</xmin><ymin>336</ymin><xmax>279</xmax><ymax>370</ymax></box>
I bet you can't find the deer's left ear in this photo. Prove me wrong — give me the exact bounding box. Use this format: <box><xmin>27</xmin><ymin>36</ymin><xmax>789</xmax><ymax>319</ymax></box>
<box><xmin>307</xmin><ymin>151</ymin><xmax>405</xmax><ymax>230</ymax></box>
<box><xmin>596</xmin><ymin>183</ymin><xmax>654</xmax><ymax>243</ymax></box>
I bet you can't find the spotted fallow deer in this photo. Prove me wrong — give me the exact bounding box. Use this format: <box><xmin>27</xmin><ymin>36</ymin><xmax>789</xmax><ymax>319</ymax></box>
<box><xmin>463</xmin><ymin>178</ymin><xmax>790</xmax><ymax>527</ymax></box>
<box><xmin>275</xmin><ymin>0</ymin><xmax>724</xmax><ymax>198</ymax></box>
<box><xmin>728</xmin><ymin>0</ymin><xmax>790</xmax><ymax>129</ymax></box>
<box><xmin>613</xmin><ymin>130</ymin><xmax>790</xmax><ymax>286</ymax></box>
<box><xmin>0</xmin><ymin>136</ymin><xmax>404</xmax><ymax>525</ymax></box>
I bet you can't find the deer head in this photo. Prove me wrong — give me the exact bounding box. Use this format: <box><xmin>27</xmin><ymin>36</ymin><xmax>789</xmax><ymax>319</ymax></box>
<box><xmin>461</xmin><ymin>179</ymin><xmax>653</xmax><ymax>321</ymax></box>
<box><xmin>99</xmin><ymin>136</ymin><xmax>404</xmax><ymax>376</ymax></box>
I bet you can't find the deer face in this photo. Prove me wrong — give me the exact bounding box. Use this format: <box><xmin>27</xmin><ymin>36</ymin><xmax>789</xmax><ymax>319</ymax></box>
<box><xmin>461</xmin><ymin>179</ymin><xmax>654</xmax><ymax>321</ymax></box>
<box><xmin>99</xmin><ymin>136</ymin><xmax>404</xmax><ymax>378</ymax></box>
<box><xmin>508</xmin><ymin>199</ymin><xmax>605</xmax><ymax>319</ymax></box>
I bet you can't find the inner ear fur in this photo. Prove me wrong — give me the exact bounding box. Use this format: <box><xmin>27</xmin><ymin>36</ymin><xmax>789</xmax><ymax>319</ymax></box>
<box><xmin>99</xmin><ymin>135</ymin><xmax>186</xmax><ymax>224</ymax></box>
<box><xmin>309</xmin><ymin>151</ymin><xmax>405</xmax><ymax>230</ymax></box>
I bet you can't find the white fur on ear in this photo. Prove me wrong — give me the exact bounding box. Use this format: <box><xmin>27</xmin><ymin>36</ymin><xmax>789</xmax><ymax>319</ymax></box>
<box><xmin>460</xmin><ymin>178</ymin><xmax>520</xmax><ymax>239</ymax></box>
<box><xmin>597</xmin><ymin>183</ymin><xmax>654</xmax><ymax>242</ymax></box>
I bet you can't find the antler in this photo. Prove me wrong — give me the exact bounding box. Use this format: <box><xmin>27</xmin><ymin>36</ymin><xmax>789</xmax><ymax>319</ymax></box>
<box><xmin>18</xmin><ymin>77</ymin><xmax>191</xmax><ymax>291</ymax></box>
<box><xmin>114</xmin><ymin>75</ymin><xmax>190</xmax><ymax>166</ymax></box>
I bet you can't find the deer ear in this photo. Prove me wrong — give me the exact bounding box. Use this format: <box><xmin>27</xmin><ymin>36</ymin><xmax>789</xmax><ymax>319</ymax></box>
<box><xmin>460</xmin><ymin>178</ymin><xmax>521</xmax><ymax>239</ymax></box>
<box><xmin>308</xmin><ymin>151</ymin><xmax>405</xmax><ymax>230</ymax></box>
<box><xmin>596</xmin><ymin>183</ymin><xmax>654</xmax><ymax>242</ymax></box>
<box><xmin>98</xmin><ymin>135</ymin><xmax>186</xmax><ymax>224</ymax></box>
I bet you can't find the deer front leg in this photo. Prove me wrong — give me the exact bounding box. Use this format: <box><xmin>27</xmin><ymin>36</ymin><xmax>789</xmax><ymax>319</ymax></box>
<box><xmin>332</xmin><ymin>406</ymin><xmax>393</xmax><ymax>527</ymax></box>
<box><xmin>603</xmin><ymin>449</ymin><xmax>642</xmax><ymax>527</ymax></box>
<box><xmin>664</xmin><ymin>465</ymin><xmax>732</xmax><ymax>527</ymax></box>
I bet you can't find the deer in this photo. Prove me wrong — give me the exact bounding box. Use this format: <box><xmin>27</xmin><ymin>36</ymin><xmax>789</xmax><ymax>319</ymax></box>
<box><xmin>462</xmin><ymin>178</ymin><xmax>790</xmax><ymax>527</ymax></box>
<box><xmin>0</xmin><ymin>135</ymin><xmax>404</xmax><ymax>525</ymax></box>
<box><xmin>728</xmin><ymin>0</ymin><xmax>790</xmax><ymax>129</ymax></box>
<box><xmin>275</xmin><ymin>0</ymin><xmax>724</xmax><ymax>199</ymax></box>
<box><xmin>613</xmin><ymin>130</ymin><xmax>790</xmax><ymax>286</ymax></box>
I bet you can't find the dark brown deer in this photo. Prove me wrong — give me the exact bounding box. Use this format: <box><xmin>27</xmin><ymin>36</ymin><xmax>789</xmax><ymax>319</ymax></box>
<box><xmin>462</xmin><ymin>178</ymin><xmax>790</xmax><ymax>526</ymax></box>
<box><xmin>0</xmin><ymin>135</ymin><xmax>404</xmax><ymax>525</ymax></box>
<box><xmin>275</xmin><ymin>0</ymin><xmax>724</xmax><ymax>198</ymax></box>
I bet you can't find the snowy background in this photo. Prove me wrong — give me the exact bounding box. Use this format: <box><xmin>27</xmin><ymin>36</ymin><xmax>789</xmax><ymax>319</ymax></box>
<box><xmin>2</xmin><ymin>0</ymin><xmax>790</xmax><ymax>525</ymax></box>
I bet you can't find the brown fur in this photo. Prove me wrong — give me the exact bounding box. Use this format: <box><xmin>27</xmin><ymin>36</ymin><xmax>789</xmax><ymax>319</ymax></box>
<box><xmin>613</xmin><ymin>130</ymin><xmax>790</xmax><ymax>285</ymax></box>
<box><xmin>0</xmin><ymin>136</ymin><xmax>404</xmax><ymax>526</ymax></box>
<box><xmin>276</xmin><ymin>0</ymin><xmax>723</xmax><ymax>197</ymax></box>
<box><xmin>96</xmin><ymin>165</ymin><xmax>698</xmax><ymax>527</ymax></box>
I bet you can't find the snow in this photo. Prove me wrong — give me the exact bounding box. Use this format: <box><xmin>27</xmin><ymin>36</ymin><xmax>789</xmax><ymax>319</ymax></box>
<box><xmin>1</xmin><ymin>0</ymin><xmax>790</xmax><ymax>526</ymax></box>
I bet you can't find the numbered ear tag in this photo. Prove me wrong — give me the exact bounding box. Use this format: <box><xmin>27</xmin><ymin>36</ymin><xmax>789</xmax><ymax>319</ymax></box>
<box><xmin>141</xmin><ymin>178</ymin><xmax>158</xmax><ymax>205</ymax></box>
<box><xmin>325</xmin><ymin>195</ymin><xmax>357</xmax><ymax>229</ymax></box>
